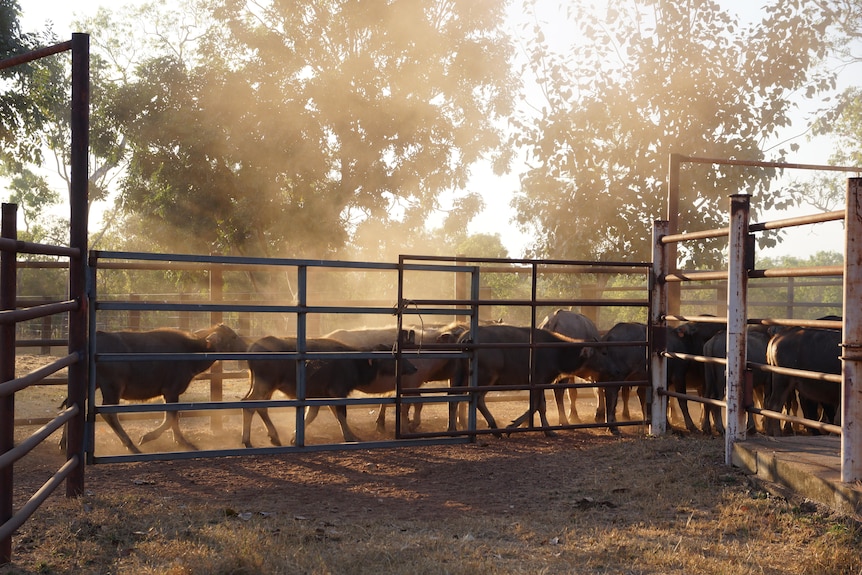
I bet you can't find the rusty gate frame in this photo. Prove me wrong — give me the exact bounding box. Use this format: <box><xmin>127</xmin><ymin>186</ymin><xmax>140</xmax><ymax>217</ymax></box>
<box><xmin>654</xmin><ymin>153</ymin><xmax>862</xmax><ymax>481</ymax></box>
<box><xmin>0</xmin><ymin>35</ymin><xmax>90</xmax><ymax>563</ymax></box>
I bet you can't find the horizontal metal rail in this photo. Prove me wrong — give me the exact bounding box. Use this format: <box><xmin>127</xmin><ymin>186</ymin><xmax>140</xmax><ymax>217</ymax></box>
<box><xmin>93</xmin><ymin>250</ymin><xmax>472</xmax><ymax>275</ymax></box>
<box><xmin>749</xmin><ymin>210</ymin><xmax>845</xmax><ymax>231</ymax></box>
<box><xmin>0</xmin><ymin>301</ymin><xmax>77</xmax><ymax>324</ymax></box>
<box><xmin>661</xmin><ymin>227</ymin><xmax>729</xmax><ymax>244</ymax></box>
<box><xmin>92</xmin><ymin>436</ymin><xmax>473</xmax><ymax>465</ymax></box>
<box><xmin>749</xmin><ymin>266</ymin><xmax>843</xmax><ymax>279</ymax></box>
<box><xmin>0</xmin><ymin>238</ymin><xmax>79</xmax><ymax>258</ymax></box>
<box><xmin>749</xmin><ymin>406</ymin><xmax>842</xmax><ymax>435</ymax></box>
<box><xmin>678</xmin><ymin>155</ymin><xmax>862</xmax><ymax>173</ymax></box>
<box><xmin>751</xmin><ymin>318</ymin><xmax>843</xmax><ymax>330</ymax></box>
<box><xmin>0</xmin><ymin>457</ymin><xmax>80</xmax><ymax>541</ymax></box>
<box><xmin>0</xmin><ymin>40</ymin><xmax>72</xmax><ymax>70</ymax></box>
<box><xmin>0</xmin><ymin>353</ymin><xmax>78</xmax><ymax>397</ymax></box>
<box><xmin>757</xmin><ymin>362</ymin><xmax>842</xmax><ymax>384</ymax></box>
<box><xmin>0</xmin><ymin>406</ymin><xmax>77</xmax><ymax>469</ymax></box>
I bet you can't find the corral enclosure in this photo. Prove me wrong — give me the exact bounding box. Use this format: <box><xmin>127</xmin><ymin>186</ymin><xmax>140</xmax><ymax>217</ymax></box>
<box><xmin>3</xmin><ymin>32</ymin><xmax>862</xmax><ymax>572</ymax></box>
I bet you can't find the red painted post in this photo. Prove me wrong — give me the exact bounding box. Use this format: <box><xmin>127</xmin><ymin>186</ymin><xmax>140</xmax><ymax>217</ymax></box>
<box><xmin>65</xmin><ymin>32</ymin><xmax>89</xmax><ymax>497</ymax></box>
<box><xmin>842</xmin><ymin>177</ymin><xmax>862</xmax><ymax>483</ymax></box>
<box><xmin>1</xmin><ymin>203</ymin><xmax>18</xmax><ymax>563</ymax></box>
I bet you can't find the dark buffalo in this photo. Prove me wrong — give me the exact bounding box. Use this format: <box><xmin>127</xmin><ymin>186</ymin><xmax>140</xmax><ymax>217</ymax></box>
<box><xmin>537</xmin><ymin>309</ymin><xmax>600</xmax><ymax>425</ymax></box>
<box><xmin>85</xmin><ymin>324</ymin><xmax>246</xmax><ymax>453</ymax></box>
<box><xmin>324</xmin><ymin>323</ymin><xmax>465</xmax><ymax>434</ymax></box>
<box><xmin>576</xmin><ymin>322</ymin><xmax>649</xmax><ymax>435</ymax></box>
<box><xmin>577</xmin><ymin>319</ymin><xmax>724</xmax><ymax>435</ymax></box>
<box><xmin>448</xmin><ymin>324</ymin><xmax>588</xmax><ymax>437</ymax></box>
<box><xmin>671</xmin><ymin>320</ymin><xmax>727</xmax><ymax>432</ymax></box>
<box><xmin>764</xmin><ymin>326</ymin><xmax>842</xmax><ymax>436</ymax></box>
<box><xmin>241</xmin><ymin>336</ymin><xmax>416</xmax><ymax>446</ymax></box>
<box><xmin>701</xmin><ymin>327</ymin><xmax>772</xmax><ymax>435</ymax></box>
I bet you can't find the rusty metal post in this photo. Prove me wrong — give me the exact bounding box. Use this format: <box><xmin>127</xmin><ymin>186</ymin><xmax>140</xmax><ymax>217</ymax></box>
<box><xmin>1</xmin><ymin>204</ymin><xmax>18</xmax><ymax>563</ymax></box>
<box><xmin>842</xmin><ymin>177</ymin><xmax>862</xmax><ymax>482</ymax></box>
<box><xmin>725</xmin><ymin>194</ymin><xmax>750</xmax><ymax>464</ymax></box>
<box><xmin>65</xmin><ymin>32</ymin><xmax>89</xmax><ymax>497</ymax></box>
<box><xmin>650</xmin><ymin>220</ymin><xmax>668</xmax><ymax>435</ymax></box>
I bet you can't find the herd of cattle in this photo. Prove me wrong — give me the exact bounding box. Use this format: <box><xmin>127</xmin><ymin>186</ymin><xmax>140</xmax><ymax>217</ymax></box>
<box><xmin>78</xmin><ymin>309</ymin><xmax>844</xmax><ymax>454</ymax></box>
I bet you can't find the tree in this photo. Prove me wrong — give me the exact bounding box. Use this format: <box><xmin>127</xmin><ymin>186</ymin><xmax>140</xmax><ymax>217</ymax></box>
<box><xmin>106</xmin><ymin>0</ymin><xmax>516</xmax><ymax>260</ymax></box>
<box><xmin>0</xmin><ymin>0</ymin><xmax>40</xmax><ymax>158</ymax></box>
<box><xmin>509</xmin><ymin>0</ymin><xmax>843</xmax><ymax>266</ymax></box>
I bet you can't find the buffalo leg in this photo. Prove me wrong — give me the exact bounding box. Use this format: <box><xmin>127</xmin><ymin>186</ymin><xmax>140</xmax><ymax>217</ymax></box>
<box><xmin>571</xmin><ymin>388</ymin><xmax>581</xmax><ymax>423</ymax></box>
<box><xmin>508</xmin><ymin>388</ymin><xmax>556</xmax><ymax>437</ymax></box>
<box><xmin>102</xmin><ymin>410</ymin><xmax>142</xmax><ymax>454</ymax></box>
<box><xmin>553</xmin><ymin>381</ymin><xmax>573</xmax><ymax>426</ymax></box>
<box><xmin>594</xmin><ymin>387</ymin><xmax>606</xmax><ymax>423</ymax></box>
<box><xmin>328</xmin><ymin>404</ymin><xmax>361</xmax><ymax>442</ymax></box>
<box><xmin>764</xmin><ymin>373</ymin><xmax>795</xmax><ymax>436</ymax></box>
<box><xmin>408</xmin><ymin>401</ymin><xmax>423</xmax><ymax>433</ymax></box>
<box><xmin>374</xmin><ymin>403</ymin><xmax>387</xmax><ymax>433</ymax></box>
<box><xmin>475</xmin><ymin>392</ymin><xmax>502</xmax><ymax>438</ymax></box>
<box><xmin>241</xmin><ymin>406</ymin><xmax>282</xmax><ymax>448</ymax></box>
<box><xmin>603</xmin><ymin>384</ymin><xmax>621</xmax><ymax>436</ymax></box>
<box><xmin>139</xmin><ymin>410</ymin><xmax>197</xmax><ymax>451</ymax></box>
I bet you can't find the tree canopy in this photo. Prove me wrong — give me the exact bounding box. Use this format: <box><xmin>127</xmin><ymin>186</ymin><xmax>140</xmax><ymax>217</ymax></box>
<box><xmin>98</xmin><ymin>0</ymin><xmax>516</xmax><ymax>259</ymax></box>
<box><xmin>4</xmin><ymin>0</ymin><xmax>861</xmax><ymax>269</ymax></box>
<box><xmin>509</xmin><ymin>0</ymin><xmax>847</xmax><ymax>265</ymax></box>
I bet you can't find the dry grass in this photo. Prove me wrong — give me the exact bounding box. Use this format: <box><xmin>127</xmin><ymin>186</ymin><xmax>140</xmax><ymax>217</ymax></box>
<box><xmin>3</xmin><ymin>435</ymin><xmax>862</xmax><ymax>575</ymax></box>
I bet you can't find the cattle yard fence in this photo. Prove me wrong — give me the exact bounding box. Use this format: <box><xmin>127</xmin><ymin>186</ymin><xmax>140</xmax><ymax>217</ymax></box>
<box><xmin>2</xmin><ymin>33</ymin><xmax>861</xmax><ymax>566</ymax></box>
<box><xmin>0</xmin><ymin>35</ymin><xmax>89</xmax><ymax>564</ymax></box>
<box><xmin>654</xmin><ymin>154</ymin><xmax>861</xmax><ymax>482</ymax></box>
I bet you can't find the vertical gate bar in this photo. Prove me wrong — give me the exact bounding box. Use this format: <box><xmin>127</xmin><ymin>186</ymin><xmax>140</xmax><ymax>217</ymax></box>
<box><xmin>86</xmin><ymin>255</ymin><xmax>98</xmax><ymax>464</ymax></box>
<box><xmin>842</xmin><ymin>177</ymin><xmax>862</xmax><ymax>482</ymax></box>
<box><xmin>395</xmin><ymin>258</ymin><xmax>405</xmax><ymax>439</ymax></box>
<box><xmin>65</xmin><ymin>32</ymin><xmax>89</xmax><ymax>497</ymax></box>
<box><xmin>529</xmin><ymin>262</ymin><xmax>538</xmax><ymax>429</ymax></box>
<box><xmin>650</xmin><ymin>219</ymin><xmax>668</xmax><ymax>435</ymax></box>
<box><xmin>209</xmin><ymin>264</ymin><xmax>224</xmax><ymax>432</ymax></box>
<box><xmin>467</xmin><ymin>265</ymin><xmax>480</xmax><ymax>439</ymax></box>
<box><xmin>294</xmin><ymin>265</ymin><xmax>307</xmax><ymax>447</ymax></box>
<box><xmin>725</xmin><ymin>194</ymin><xmax>750</xmax><ymax>465</ymax></box>
<box><xmin>1</xmin><ymin>204</ymin><xmax>18</xmax><ymax>564</ymax></box>
<box><xmin>454</xmin><ymin>254</ymin><xmax>467</xmax><ymax>323</ymax></box>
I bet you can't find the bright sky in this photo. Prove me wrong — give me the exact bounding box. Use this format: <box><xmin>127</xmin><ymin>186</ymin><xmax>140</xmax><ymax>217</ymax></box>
<box><xmin>17</xmin><ymin>0</ymin><xmax>860</xmax><ymax>260</ymax></box>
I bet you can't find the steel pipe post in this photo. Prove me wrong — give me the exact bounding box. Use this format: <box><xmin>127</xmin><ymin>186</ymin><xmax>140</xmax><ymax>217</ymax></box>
<box><xmin>650</xmin><ymin>220</ymin><xmax>669</xmax><ymax>435</ymax></box>
<box><xmin>65</xmin><ymin>33</ymin><xmax>89</xmax><ymax>497</ymax></box>
<box><xmin>842</xmin><ymin>177</ymin><xmax>862</xmax><ymax>482</ymax></box>
<box><xmin>725</xmin><ymin>194</ymin><xmax>750</xmax><ymax>464</ymax></box>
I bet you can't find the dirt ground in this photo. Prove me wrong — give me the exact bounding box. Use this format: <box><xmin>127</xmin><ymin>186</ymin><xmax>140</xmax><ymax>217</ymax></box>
<box><xmin>7</xmin><ymin>353</ymin><xmax>862</xmax><ymax>574</ymax></box>
<box><xmin>9</xmin><ymin>351</ymin><xmax>683</xmax><ymax>524</ymax></box>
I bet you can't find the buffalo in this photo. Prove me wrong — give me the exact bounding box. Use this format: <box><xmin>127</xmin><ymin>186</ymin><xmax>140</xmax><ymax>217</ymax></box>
<box><xmin>241</xmin><ymin>336</ymin><xmax>416</xmax><ymax>446</ymax></box>
<box><xmin>701</xmin><ymin>327</ymin><xmax>772</xmax><ymax>435</ymax></box>
<box><xmin>87</xmin><ymin>324</ymin><xmax>247</xmax><ymax>453</ymax></box>
<box><xmin>764</xmin><ymin>325</ymin><xmax>842</xmax><ymax>435</ymax></box>
<box><xmin>537</xmin><ymin>309</ymin><xmax>601</xmax><ymax>425</ymax></box>
<box><xmin>448</xmin><ymin>324</ymin><xmax>588</xmax><ymax>437</ymax></box>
